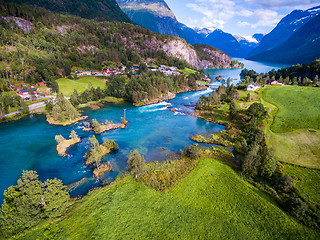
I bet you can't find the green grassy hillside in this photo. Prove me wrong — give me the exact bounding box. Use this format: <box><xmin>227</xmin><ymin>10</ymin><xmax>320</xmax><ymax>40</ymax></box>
<box><xmin>15</xmin><ymin>157</ymin><xmax>318</xmax><ymax>239</ymax></box>
<box><xmin>262</xmin><ymin>86</ymin><xmax>320</xmax><ymax>168</ymax></box>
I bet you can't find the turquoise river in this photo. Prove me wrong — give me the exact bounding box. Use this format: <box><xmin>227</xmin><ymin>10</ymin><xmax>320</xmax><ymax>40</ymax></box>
<box><xmin>0</xmin><ymin>59</ymin><xmax>288</xmax><ymax>203</ymax></box>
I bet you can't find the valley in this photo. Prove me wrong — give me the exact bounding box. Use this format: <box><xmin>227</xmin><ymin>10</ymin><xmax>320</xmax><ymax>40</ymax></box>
<box><xmin>0</xmin><ymin>0</ymin><xmax>320</xmax><ymax>239</ymax></box>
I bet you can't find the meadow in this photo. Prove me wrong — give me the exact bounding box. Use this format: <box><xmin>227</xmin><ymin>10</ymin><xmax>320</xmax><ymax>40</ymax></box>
<box><xmin>57</xmin><ymin>76</ymin><xmax>107</xmax><ymax>97</ymax></box>
<box><xmin>15</xmin><ymin>157</ymin><xmax>318</xmax><ymax>240</ymax></box>
<box><xmin>261</xmin><ymin>86</ymin><xmax>320</xmax><ymax>169</ymax></box>
<box><xmin>262</xmin><ymin>86</ymin><xmax>320</xmax><ymax>133</ymax></box>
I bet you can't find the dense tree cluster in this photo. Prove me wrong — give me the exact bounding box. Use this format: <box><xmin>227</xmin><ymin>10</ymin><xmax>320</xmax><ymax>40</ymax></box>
<box><xmin>106</xmin><ymin>71</ymin><xmax>197</xmax><ymax>104</ymax></box>
<box><xmin>47</xmin><ymin>94</ymin><xmax>80</xmax><ymax>122</ymax></box>
<box><xmin>0</xmin><ymin>92</ymin><xmax>28</xmax><ymax>117</ymax></box>
<box><xmin>70</xmin><ymin>84</ymin><xmax>105</xmax><ymax>107</ymax></box>
<box><xmin>0</xmin><ymin>170</ymin><xmax>69</xmax><ymax>236</ymax></box>
<box><xmin>84</xmin><ymin>135</ymin><xmax>118</xmax><ymax>167</ymax></box>
<box><xmin>196</xmin><ymin>85</ymin><xmax>239</xmax><ymax>111</ymax></box>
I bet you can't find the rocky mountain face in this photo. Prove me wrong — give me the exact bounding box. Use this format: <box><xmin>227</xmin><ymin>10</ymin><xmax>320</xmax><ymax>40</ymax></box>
<box><xmin>248</xmin><ymin>6</ymin><xmax>320</xmax><ymax>59</ymax></box>
<box><xmin>161</xmin><ymin>40</ymin><xmax>235</xmax><ymax>69</ymax></box>
<box><xmin>248</xmin><ymin>14</ymin><xmax>320</xmax><ymax>64</ymax></box>
<box><xmin>117</xmin><ymin>0</ymin><xmax>185</xmax><ymax>38</ymax></box>
<box><xmin>4</xmin><ymin>0</ymin><xmax>132</xmax><ymax>22</ymax></box>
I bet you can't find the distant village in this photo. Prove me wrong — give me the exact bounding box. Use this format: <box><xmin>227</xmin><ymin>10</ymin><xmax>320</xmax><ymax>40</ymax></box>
<box><xmin>75</xmin><ymin>65</ymin><xmax>181</xmax><ymax>78</ymax></box>
<box><xmin>11</xmin><ymin>63</ymin><xmax>286</xmax><ymax>101</ymax></box>
<box><xmin>12</xmin><ymin>65</ymin><xmax>182</xmax><ymax>101</ymax></box>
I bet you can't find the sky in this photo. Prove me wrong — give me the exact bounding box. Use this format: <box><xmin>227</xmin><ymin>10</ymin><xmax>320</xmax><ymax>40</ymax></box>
<box><xmin>165</xmin><ymin>0</ymin><xmax>320</xmax><ymax>37</ymax></box>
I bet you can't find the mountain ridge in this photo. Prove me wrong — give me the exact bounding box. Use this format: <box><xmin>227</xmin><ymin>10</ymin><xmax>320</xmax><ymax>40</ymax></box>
<box><xmin>248</xmin><ymin>6</ymin><xmax>320</xmax><ymax>59</ymax></box>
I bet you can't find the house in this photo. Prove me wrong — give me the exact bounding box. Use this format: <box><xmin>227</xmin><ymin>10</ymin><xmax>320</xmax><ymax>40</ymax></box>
<box><xmin>103</xmin><ymin>68</ymin><xmax>112</xmax><ymax>75</ymax></box>
<box><xmin>36</xmin><ymin>82</ymin><xmax>45</xmax><ymax>86</ymax></box>
<box><xmin>130</xmin><ymin>66</ymin><xmax>139</xmax><ymax>72</ymax></box>
<box><xmin>76</xmin><ymin>70</ymin><xmax>92</xmax><ymax>76</ymax></box>
<box><xmin>169</xmin><ymin>66</ymin><xmax>178</xmax><ymax>71</ymax></box>
<box><xmin>147</xmin><ymin>67</ymin><xmax>157</xmax><ymax>72</ymax></box>
<box><xmin>17</xmin><ymin>88</ymin><xmax>37</xmax><ymax>99</ymax></box>
<box><xmin>246</xmin><ymin>83</ymin><xmax>260</xmax><ymax>91</ymax></box>
<box><xmin>158</xmin><ymin>65</ymin><xmax>167</xmax><ymax>70</ymax></box>
<box><xmin>110</xmin><ymin>68</ymin><xmax>118</xmax><ymax>74</ymax></box>
<box><xmin>266</xmin><ymin>79</ymin><xmax>284</xmax><ymax>86</ymax></box>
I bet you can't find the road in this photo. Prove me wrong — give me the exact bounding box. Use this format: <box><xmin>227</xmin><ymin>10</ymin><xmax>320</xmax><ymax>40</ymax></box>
<box><xmin>2</xmin><ymin>96</ymin><xmax>61</xmax><ymax>118</ymax></box>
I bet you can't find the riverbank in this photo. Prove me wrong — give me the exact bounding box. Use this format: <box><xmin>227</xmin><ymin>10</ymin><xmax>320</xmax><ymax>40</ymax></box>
<box><xmin>134</xmin><ymin>86</ymin><xmax>207</xmax><ymax>107</ymax></box>
<box><xmin>78</xmin><ymin>97</ymin><xmax>126</xmax><ymax>110</ymax></box>
<box><xmin>47</xmin><ymin>115</ymin><xmax>89</xmax><ymax>126</ymax></box>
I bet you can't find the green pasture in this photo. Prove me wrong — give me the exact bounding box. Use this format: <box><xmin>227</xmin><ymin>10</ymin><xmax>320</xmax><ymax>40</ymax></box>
<box><xmin>262</xmin><ymin>86</ymin><xmax>320</xmax><ymax>133</ymax></box>
<box><xmin>261</xmin><ymin>86</ymin><xmax>320</xmax><ymax>169</ymax></box>
<box><xmin>57</xmin><ymin>76</ymin><xmax>107</xmax><ymax>97</ymax></box>
<box><xmin>16</xmin><ymin>158</ymin><xmax>317</xmax><ymax>240</ymax></box>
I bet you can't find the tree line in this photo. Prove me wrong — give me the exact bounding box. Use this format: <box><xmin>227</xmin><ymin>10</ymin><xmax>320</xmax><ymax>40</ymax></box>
<box><xmin>240</xmin><ymin>57</ymin><xmax>320</xmax><ymax>86</ymax></box>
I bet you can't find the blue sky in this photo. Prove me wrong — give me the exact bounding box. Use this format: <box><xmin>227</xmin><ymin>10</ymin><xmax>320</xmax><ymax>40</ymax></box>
<box><xmin>165</xmin><ymin>0</ymin><xmax>320</xmax><ymax>37</ymax></box>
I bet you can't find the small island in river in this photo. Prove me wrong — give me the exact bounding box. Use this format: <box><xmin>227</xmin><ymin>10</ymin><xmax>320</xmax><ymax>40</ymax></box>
<box><xmin>84</xmin><ymin>136</ymin><xmax>119</xmax><ymax>178</ymax></box>
<box><xmin>55</xmin><ymin>130</ymin><xmax>81</xmax><ymax>156</ymax></box>
<box><xmin>83</xmin><ymin>118</ymin><xmax>127</xmax><ymax>134</ymax></box>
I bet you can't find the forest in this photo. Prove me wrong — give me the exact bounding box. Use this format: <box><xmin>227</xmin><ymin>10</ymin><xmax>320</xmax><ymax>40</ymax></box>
<box><xmin>0</xmin><ymin>2</ymin><xmax>191</xmax><ymax>93</ymax></box>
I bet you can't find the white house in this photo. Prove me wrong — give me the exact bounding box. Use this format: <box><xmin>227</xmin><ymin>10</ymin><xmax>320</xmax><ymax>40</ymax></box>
<box><xmin>246</xmin><ymin>83</ymin><xmax>260</xmax><ymax>91</ymax></box>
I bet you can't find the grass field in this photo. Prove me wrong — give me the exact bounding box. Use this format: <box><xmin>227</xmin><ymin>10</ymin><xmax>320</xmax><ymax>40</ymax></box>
<box><xmin>57</xmin><ymin>76</ymin><xmax>107</xmax><ymax>97</ymax></box>
<box><xmin>261</xmin><ymin>86</ymin><xmax>320</xmax><ymax>169</ymax></box>
<box><xmin>283</xmin><ymin>163</ymin><xmax>320</xmax><ymax>205</ymax></box>
<box><xmin>178</xmin><ymin>67</ymin><xmax>197</xmax><ymax>76</ymax></box>
<box><xmin>262</xmin><ymin>86</ymin><xmax>320</xmax><ymax>133</ymax></box>
<box><xmin>15</xmin><ymin>157</ymin><xmax>318</xmax><ymax>240</ymax></box>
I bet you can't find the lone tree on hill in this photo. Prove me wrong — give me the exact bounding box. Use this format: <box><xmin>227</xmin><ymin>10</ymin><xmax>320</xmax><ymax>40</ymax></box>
<box><xmin>127</xmin><ymin>150</ymin><xmax>145</xmax><ymax>178</ymax></box>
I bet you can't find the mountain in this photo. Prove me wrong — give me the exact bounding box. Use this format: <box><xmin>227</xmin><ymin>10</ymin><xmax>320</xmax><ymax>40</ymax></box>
<box><xmin>117</xmin><ymin>1</ymin><xmax>247</xmax><ymax>57</ymax></box>
<box><xmin>248</xmin><ymin>6</ymin><xmax>320</xmax><ymax>59</ymax></box>
<box><xmin>3</xmin><ymin>0</ymin><xmax>132</xmax><ymax>22</ymax></box>
<box><xmin>179</xmin><ymin>24</ymin><xmax>245</xmax><ymax>57</ymax></box>
<box><xmin>248</xmin><ymin>14</ymin><xmax>320</xmax><ymax>64</ymax></box>
<box><xmin>235</xmin><ymin>34</ymin><xmax>264</xmax><ymax>56</ymax></box>
<box><xmin>0</xmin><ymin>0</ymin><xmax>238</xmax><ymax>94</ymax></box>
<box><xmin>117</xmin><ymin>0</ymin><xmax>185</xmax><ymax>38</ymax></box>
<box><xmin>203</xmin><ymin>29</ymin><xmax>244</xmax><ymax>57</ymax></box>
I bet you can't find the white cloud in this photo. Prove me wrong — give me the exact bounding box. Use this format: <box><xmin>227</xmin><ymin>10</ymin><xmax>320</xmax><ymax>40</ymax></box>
<box><xmin>237</xmin><ymin>21</ymin><xmax>251</xmax><ymax>27</ymax></box>
<box><xmin>242</xmin><ymin>0</ymin><xmax>319</xmax><ymax>10</ymax></box>
<box><xmin>250</xmin><ymin>9</ymin><xmax>284</xmax><ymax>28</ymax></box>
<box><xmin>186</xmin><ymin>0</ymin><xmax>236</xmax><ymax>29</ymax></box>
<box><xmin>185</xmin><ymin>0</ymin><xmax>288</xmax><ymax>30</ymax></box>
